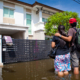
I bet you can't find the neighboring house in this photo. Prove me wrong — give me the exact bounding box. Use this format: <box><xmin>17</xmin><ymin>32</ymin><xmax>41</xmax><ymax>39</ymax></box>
<box><xmin>0</xmin><ymin>0</ymin><xmax>63</xmax><ymax>40</ymax></box>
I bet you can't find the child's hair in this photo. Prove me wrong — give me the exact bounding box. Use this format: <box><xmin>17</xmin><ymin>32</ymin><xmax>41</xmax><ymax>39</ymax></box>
<box><xmin>58</xmin><ymin>25</ymin><xmax>69</xmax><ymax>48</ymax></box>
<box><xmin>58</xmin><ymin>25</ymin><xmax>68</xmax><ymax>37</ymax></box>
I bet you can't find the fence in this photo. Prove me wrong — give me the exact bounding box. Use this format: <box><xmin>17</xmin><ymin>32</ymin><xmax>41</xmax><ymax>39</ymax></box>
<box><xmin>2</xmin><ymin>39</ymin><xmax>51</xmax><ymax>63</ymax></box>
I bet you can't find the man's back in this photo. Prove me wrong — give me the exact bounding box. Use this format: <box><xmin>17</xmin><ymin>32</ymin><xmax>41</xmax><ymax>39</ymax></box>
<box><xmin>68</xmin><ymin>27</ymin><xmax>76</xmax><ymax>47</ymax></box>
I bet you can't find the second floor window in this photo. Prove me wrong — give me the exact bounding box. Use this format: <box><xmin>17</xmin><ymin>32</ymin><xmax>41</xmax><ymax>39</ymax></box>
<box><xmin>3</xmin><ymin>7</ymin><xmax>14</xmax><ymax>18</ymax></box>
<box><xmin>42</xmin><ymin>18</ymin><xmax>47</xmax><ymax>23</ymax></box>
<box><xmin>26</xmin><ymin>14</ymin><xmax>31</xmax><ymax>25</ymax></box>
<box><xmin>26</xmin><ymin>14</ymin><xmax>32</xmax><ymax>34</ymax></box>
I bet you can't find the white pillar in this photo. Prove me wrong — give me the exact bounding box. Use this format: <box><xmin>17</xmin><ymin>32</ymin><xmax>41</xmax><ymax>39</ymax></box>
<box><xmin>24</xmin><ymin>30</ymin><xmax>28</xmax><ymax>39</ymax></box>
<box><xmin>39</xmin><ymin>9</ymin><xmax>42</xmax><ymax>22</ymax></box>
<box><xmin>34</xmin><ymin>30</ymin><xmax>45</xmax><ymax>40</ymax></box>
<box><xmin>24</xmin><ymin>8</ymin><xmax>26</xmax><ymax>26</ymax></box>
<box><xmin>0</xmin><ymin>35</ymin><xmax>3</xmax><ymax>67</ymax></box>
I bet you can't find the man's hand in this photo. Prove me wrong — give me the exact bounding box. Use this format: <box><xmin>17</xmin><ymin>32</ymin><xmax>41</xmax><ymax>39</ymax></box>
<box><xmin>55</xmin><ymin>33</ymin><xmax>72</xmax><ymax>42</ymax></box>
<box><xmin>55</xmin><ymin>33</ymin><xmax>61</xmax><ymax>37</ymax></box>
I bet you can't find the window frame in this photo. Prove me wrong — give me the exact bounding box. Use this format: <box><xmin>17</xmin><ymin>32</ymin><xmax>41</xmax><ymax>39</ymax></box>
<box><xmin>26</xmin><ymin>12</ymin><xmax>32</xmax><ymax>35</ymax></box>
<box><xmin>3</xmin><ymin>7</ymin><xmax>14</xmax><ymax>18</ymax></box>
<box><xmin>42</xmin><ymin>17</ymin><xmax>48</xmax><ymax>23</ymax></box>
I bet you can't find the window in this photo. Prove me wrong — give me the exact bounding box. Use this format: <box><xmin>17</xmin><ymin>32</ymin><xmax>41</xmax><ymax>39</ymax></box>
<box><xmin>3</xmin><ymin>7</ymin><xmax>14</xmax><ymax>18</ymax></box>
<box><xmin>26</xmin><ymin>14</ymin><xmax>32</xmax><ymax>34</ymax></box>
<box><xmin>42</xmin><ymin>18</ymin><xmax>47</xmax><ymax>22</ymax></box>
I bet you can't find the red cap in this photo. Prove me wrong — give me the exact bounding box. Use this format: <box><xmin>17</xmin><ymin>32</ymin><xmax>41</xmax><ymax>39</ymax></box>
<box><xmin>69</xmin><ymin>18</ymin><xmax>77</xmax><ymax>24</ymax></box>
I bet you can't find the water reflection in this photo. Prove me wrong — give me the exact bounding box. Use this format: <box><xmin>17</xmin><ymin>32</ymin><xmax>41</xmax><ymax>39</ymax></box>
<box><xmin>0</xmin><ymin>59</ymin><xmax>79</xmax><ymax>80</ymax></box>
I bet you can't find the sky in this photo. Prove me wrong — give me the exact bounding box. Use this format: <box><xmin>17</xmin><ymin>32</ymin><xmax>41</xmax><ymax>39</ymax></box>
<box><xmin>19</xmin><ymin>0</ymin><xmax>80</xmax><ymax>17</ymax></box>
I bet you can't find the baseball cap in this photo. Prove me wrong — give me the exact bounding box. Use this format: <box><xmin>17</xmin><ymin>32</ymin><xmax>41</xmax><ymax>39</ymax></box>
<box><xmin>69</xmin><ymin>18</ymin><xmax>77</xmax><ymax>24</ymax></box>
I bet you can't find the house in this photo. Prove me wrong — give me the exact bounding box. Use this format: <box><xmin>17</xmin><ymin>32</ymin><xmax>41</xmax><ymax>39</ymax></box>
<box><xmin>0</xmin><ymin>0</ymin><xmax>63</xmax><ymax>40</ymax></box>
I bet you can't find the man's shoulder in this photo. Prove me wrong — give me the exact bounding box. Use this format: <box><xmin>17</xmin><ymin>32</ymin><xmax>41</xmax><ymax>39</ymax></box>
<box><xmin>69</xmin><ymin>28</ymin><xmax>73</xmax><ymax>31</ymax></box>
<box><xmin>68</xmin><ymin>28</ymin><xmax>75</xmax><ymax>33</ymax></box>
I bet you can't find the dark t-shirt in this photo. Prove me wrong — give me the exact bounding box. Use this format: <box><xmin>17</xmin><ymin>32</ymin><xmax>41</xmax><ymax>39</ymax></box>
<box><xmin>68</xmin><ymin>27</ymin><xmax>76</xmax><ymax>46</ymax></box>
<box><xmin>52</xmin><ymin>36</ymin><xmax>69</xmax><ymax>55</ymax></box>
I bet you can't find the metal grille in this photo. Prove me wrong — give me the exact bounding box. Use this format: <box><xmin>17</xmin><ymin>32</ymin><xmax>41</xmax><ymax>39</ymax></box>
<box><xmin>2</xmin><ymin>39</ymin><xmax>51</xmax><ymax>63</ymax></box>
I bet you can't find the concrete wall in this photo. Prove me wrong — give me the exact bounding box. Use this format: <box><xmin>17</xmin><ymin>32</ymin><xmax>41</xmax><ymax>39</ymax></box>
<box><xmin>32</xmin><ymin>10</ymin><xmax>39</xmax><ymax>32</ymax></box>
<box><xmin>24</xmin><ymin>30</ymin><xmax>28</xmax><ymax>39</ymax></box>
<box><xmin>42</xmin><ymin>13</ymin><xmax>51</xmax><ymax>18</ymax></box>
<box><xmin>14</xmin><ymin>5</ymin><xmax>24</xmax><ymax>25</ymax></box>
<box><xmin>34</xmin><ymin>30</ymin><xmax>45</xmax><ymax>40</ymax></box>
<box><xmin>31</xmin><ymin>10</ymin><xmax>46</xmax><ymax>40</ymax></box>
<box><xmin>11</xmin><ymin>31</ymin><xmax>24</xmax><ymax>39</ymax></box>
<box><xmin>3</xmin><ymin>1</ymin><xmax>15</xmax><ymax>8</ymax></box>
<box><xmin>0</xmin><ymin>1</ymin><xmax>3</xmax><ymax>23</ymax></box>
<box><xmin>28</xmin><ymin>35</ymin><xmax>33</xmax><ymax>39</ymax></box>
<box><xmin>11</xmin><ymin>29</ymin><xmax>28</xmax><ymax>39</ymax></box>
<box><xmin>24</xmin><ymin>8</ymin><xmax>26</xmax><ymax>26</ymax></box>
<box><xmin>3</xmin><ymin>17</ymin><xmax>15</xmax><ymax>24</ymax></box>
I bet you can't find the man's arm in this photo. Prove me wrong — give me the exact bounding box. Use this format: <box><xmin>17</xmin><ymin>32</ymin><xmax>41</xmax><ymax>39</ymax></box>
<box><xmin>55</xmin><ymin>33</ymin><xmax>72</xmax><ymax>42</ymax></box>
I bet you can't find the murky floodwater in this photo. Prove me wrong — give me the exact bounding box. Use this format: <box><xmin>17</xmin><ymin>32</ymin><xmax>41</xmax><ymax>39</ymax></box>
<box><xmin>0</xmin><ymin>59</ymin><xmax>80</xmax><ymax>80</ymax></box>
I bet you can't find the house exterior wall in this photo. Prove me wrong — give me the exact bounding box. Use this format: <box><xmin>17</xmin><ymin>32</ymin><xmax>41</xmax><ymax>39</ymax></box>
<box><xmin>32</xmin><ymin>10</ymin><xmax>39</xmax><ymax>33</ymax></box>
<box><xmin>28</xmin><ymin>35</ymin><xmax>33</xmax><ymax>39</ymax></box>
<box><xmin>0</xmin><ymin>1</ymin><xmax>48</xmax><ymax>40</ymax></box>
<box><xmin>34</xmin><ymin>30</ymin><xmax>45</xmax><ymax>40</ymax></box>
<box><xmin>0</xmin><ymin>1</ymin><xmax>3</xmax><ymax>23</ymax></box>
<box><xmin>0</xmin><ymin>1</ymin><xmax>29</xmax><ymax>39</ymax></box>
<box><xmin>3</xmin><ymin>1</ymin><xmax>15</xmax><ymax>8</ymax></box>
<box><xmin>0</xmin><ymin>1</ymin><xmax>25</xmax><ymax>26</ymax></box>
<box><xmin>14</xmin><ymin>5</ymin><xmax>24</xmax><ymax>25</ymax></box>
<box><xmin>42</xmin><ymin>13</ymin><xmax>51</xmax><ymax>18</ymax></box>
<box><xmin>0</xmin><ymin>0</ymin><xmax>63</xmax><ymax>40</ymax></box>
<box><xmin>11</xmin><ymin>31</ymin><xmax>25</xmax><ymax>39</ymax></box>
<box><xmin>3</xmin><ymin>17</ymin><xmax>15</xmax><ymax>24</ymax></box>
<box><xmin>26</xmin><ymin>8</ymin><xmax>31</xmax><ymax>13</ymax></box>
<box><xmin>24</xmin><ymin>8</ymin><xmax>26</xmax><ymax>26</ymax></box>
<box><xmin>3</xmin><ymin>2</ymin><xmax>15</xmax><ymax>24</ymax></box>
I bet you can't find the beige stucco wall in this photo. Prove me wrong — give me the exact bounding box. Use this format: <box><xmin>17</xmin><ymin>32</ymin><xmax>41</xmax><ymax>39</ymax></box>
<box><xmin>26</xmin><ymin>8</ymin><xmax>31</xmax><ymax>13</ymax></box>
<box><xmin>28</xmin><ymin>35</ymin><xmax>33</xmax><ymax>39</ymax></box>
<box><xmin>11</xmin><ymin>30</ymin><xmax>28</xmax><ymax>39</ymax></box>
<box><xmin>3</xmin><ymin>17</ymin><xmax>15</xmax><ymax>24</ymax></box>
<box><xmin>11</xmin><ymin>31</ymin><xmax>24</xmax><ymax>39</ymax></box>
<box><xmin>3</xmin><ymin>2</ymin><xmax>15</xmax><ymax>8</ymax></box>
<box><xmin>42</xmin><ymin>13</ymin><xmax>51</xmax><ymax>17</ymax></box>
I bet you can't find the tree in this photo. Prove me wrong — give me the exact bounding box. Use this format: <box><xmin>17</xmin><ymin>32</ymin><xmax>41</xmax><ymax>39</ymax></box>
<box><xmin>45</xmin><ymin>11</ymin><xmax>80</xmax><ymax>36</ymax></box>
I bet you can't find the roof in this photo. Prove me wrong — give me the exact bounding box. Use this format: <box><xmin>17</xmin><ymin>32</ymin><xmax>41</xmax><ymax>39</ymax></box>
<box><xmin>6</xmin><ymin>0</ymin><xmax>63</xmax><ymax>12</ymax></box>
<box><xmin>33</xmin><ymin>1</ymin><xmax>63</xmax><ymax>12</ymax></box>
<box><xmin>6</xmin><ymin>0</ymin><xmax>32</xmax><ymax>7</ymax></box>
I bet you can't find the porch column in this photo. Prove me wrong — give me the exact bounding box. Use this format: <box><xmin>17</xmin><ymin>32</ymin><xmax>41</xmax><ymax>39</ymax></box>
<box><xmin>39</xmin><ymin>8</ymin><xmax>42</xmax><ymax>22</ymax></box>
<box><xmin>24</xmin><ymin>30</ymin><xmax>28</xmax><ymax>39</ymax></box>
<box><xmin>0</xmin><ymin>35</ymin><xmax>3</xmax><ymax>67</ymax></box>
<box><xmin>34</xmin><ymin>30</ymin><xmax>45</xmax><ymax>40</ymax></box>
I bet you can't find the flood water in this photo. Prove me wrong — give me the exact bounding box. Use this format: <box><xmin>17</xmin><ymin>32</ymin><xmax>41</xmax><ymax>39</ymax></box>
<box><xmin>0</xmin><ymin>59</ymin><xmax>80</xmax><ymax>80</ymax></box>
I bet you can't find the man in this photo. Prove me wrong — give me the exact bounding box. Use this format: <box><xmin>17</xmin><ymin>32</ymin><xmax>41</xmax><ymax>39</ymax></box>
<box><xmin>55</xmin><ymin>18</ymin><xmax>79</xmax><ymax>74</ymax></box>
